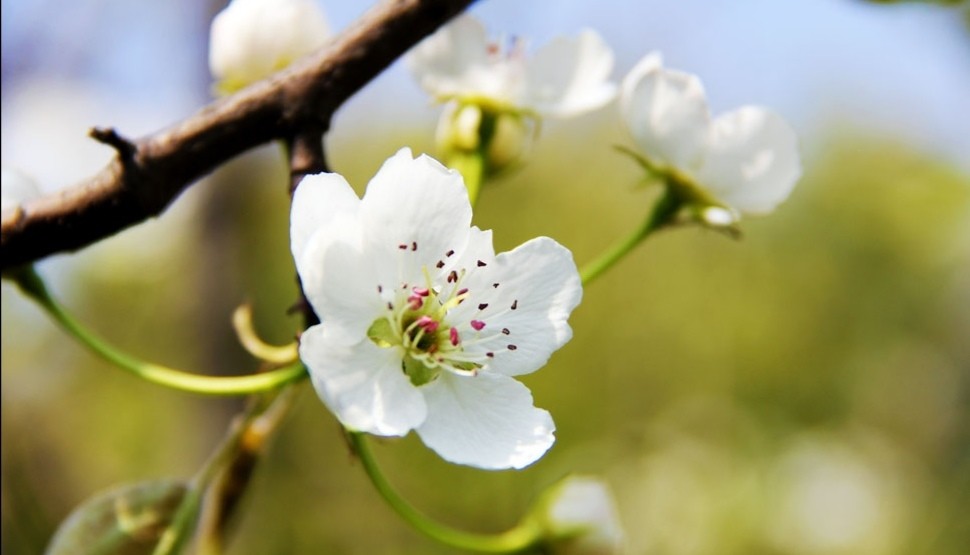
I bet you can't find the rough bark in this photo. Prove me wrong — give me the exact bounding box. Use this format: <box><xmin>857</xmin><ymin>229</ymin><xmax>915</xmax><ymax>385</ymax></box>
<box><xmin>1</xmin><ymin>0</ymin><xmax>475</xmax><ymax>270</ymax></box>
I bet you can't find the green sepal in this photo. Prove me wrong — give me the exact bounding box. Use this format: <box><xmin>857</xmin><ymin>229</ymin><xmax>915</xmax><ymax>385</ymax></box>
<box><xmin>367</xmin><ymin>318</ymin><xmax>396</xmax><ymax>348</ymax></box>
<box><xmin>403</xmin><ymin>354</ymin><xmax>438</xmax><ymax>386</ymax></box>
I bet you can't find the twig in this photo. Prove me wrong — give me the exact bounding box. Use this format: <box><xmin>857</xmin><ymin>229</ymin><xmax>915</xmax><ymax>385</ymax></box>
<box><xmin>88</xmin><ymin>127</ymin><xmax>138</xmax><ymax>161</ymax></box>
<box><xmin>1</xmin><ymin>0</ymin><xmax>476</xmax><ymax>271</ymax></box>
<box><xmin>286</xmin><ymin>129</ymin><xmax>328</xmax><ymax>194</ymax></box>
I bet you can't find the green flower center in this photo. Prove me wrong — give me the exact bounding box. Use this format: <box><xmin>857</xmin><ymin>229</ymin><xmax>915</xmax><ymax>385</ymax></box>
<box><xmin>367</xmin><ymin>276</ymin><xmax>487</xmax><ymax>387</ymax></box>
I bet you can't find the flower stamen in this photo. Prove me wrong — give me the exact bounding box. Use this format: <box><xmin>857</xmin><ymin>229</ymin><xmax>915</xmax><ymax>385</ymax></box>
<box><xmin>369</xmin><ymin>262</ymin><xmax>501</xmax><ymax>386</ymax></box>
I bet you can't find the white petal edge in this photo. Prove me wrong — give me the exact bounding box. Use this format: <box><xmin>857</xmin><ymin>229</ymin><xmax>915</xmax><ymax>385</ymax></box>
<box><xmin>291</xmin><ymin>172</ymin><xmax>361</xmax><ymax>278</ymax></box>
<box><xmin>416</xmin><ymin>372</ymin><xmax>555</xmax><ymax>469</ymax></box>
<box><xmin>300</xmin><ymin>324</ymin><xmax>426</xmax><ymax>436</ymax></box>
<box><xmin>695</xmin><ymin>106</ymin><xmax>802</xmax><ymax>215</ymax></box>
<box><xmin>299</xmin><ymin>212</ymin><xmax>385</xmax><ymax>345</ymax></box>
<box><xmin>620</xmin><ymin>51</ymin><xmax>710</xmax><ymax>170</ymax></box>
<box><xmin>359</xmin><ymin>148</ymin><xmax>473</xmax><ymax>284</ymax></box>
<box><xmin>209</xmin><ymin>0</ymin><xmax>331</xmax><ymax>88</ymax></box>
<box><xmin>407</xmin><ymin>14</ymin><xmax>490</xmax><ymax>98</ymax></box>
<box><xmin>450</xmin><ymin>225</ymin><xmax>496</xmax><ymax>271</ymax></box>
<box><xmin>452</xmin><ymin>236</ymin><xmax>582</xmax><ymax>377</ymax></box>
<box><xmin>525</xmin><ymin>29</ymin><xmax>617</xmax><ymax>118</ymax></box>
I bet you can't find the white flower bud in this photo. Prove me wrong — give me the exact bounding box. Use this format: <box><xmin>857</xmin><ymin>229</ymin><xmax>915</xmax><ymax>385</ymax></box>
<box><xmin>698</xmin><ymin>205</ymin><xmax>738</xmax><ymax>227</ymax></box>
<box><xmin>536</xmin><ymin>475</ymin><xmax>625</xmax><ymax>554</ymax></box>
<box><xmin>486</xmin><ymin>113</ymin><xmax>531</xmax><ymax>173</ymax></box>
<box><xmin>435</xmin><ymin>103</ymin><xmax>483</xmax><ymax>153</ymax></box>
<box><xmin>209</xmin><ymin>0</ymin><xmax>331</xmax><ymax>94</ymax></box>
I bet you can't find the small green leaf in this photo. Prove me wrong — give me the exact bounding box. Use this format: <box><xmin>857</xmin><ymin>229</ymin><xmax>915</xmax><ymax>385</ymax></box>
<box><xmin>45</xmin><ymin>480</ymin><xmax>188</xmax><ymax>555</ymax></box>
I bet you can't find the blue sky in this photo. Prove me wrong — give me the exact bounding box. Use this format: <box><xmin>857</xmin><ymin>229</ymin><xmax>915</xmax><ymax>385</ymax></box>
<box><xmin>2</xmin><ymin>0</ymin><xmax>968</xmax><ymax>182</ymax></box>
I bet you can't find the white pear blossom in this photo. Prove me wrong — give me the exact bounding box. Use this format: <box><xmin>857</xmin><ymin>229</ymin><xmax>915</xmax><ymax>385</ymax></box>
<box><xmin>536</xmin><ymin>476</ymin><xmax>626</xmax><ymax>554</ymax></box>
<box><xmin>409</xmin><ymin>15</ymin><xmax>615</xmax><ymax>174</ymax></box>
<box><xmin>291</xmin><ymin>148</ymin><xmax>582</xmax><ymax>469</ymax></box>
<box><xmin>209</xmin><ymin>0</ymin><xmax>331</xmax><ymax>94</ymax></box>
<box><xmin>620</xmin><ymin>52</ymin><xmax>801</xmax><ymax>223</ymax></box>
<box><xmin>409</xmin><ymin>15</ymin><xmax>615</xmax><ymax>118</ymax></box>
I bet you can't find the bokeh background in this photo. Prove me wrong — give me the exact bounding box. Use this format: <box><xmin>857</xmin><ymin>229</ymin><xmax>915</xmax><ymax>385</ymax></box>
<box><xmin>2</xmin><ymin>0</ymin><xmax>969</xmax><ymax>553</ymax></box>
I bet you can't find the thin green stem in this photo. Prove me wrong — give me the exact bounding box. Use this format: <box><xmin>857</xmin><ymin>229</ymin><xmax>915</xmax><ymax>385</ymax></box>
<box><xmin>579</xmin><ymin>187</ymin><xmax>682</xmax><ymax>286</ymax></box>
<box><xmin>150</xmin><ymin>406</ymin><xmax>250</xmax><ymax>555</ymax></box>
<box><xmin>10</xmin><ymin>267</ymin><xmax>307</xmax><ymax>396</ymax></box>
<box><xmin>232</xmin><ymin>304</ymin><xmax>298</xmax><ymax>364</ymax></box>
<box><xmin>348</xmin><ymin>432</ymin><xmax>540</xmax><ymax>554</ymax></box>
<box><xmin>448</xmin><ymin>150</ymin><xmax>486</xmax><ymax>207</ymax></box>
<box><xmin>154</xmin><ymin>389</ymin><xmax>292</xmax><ymax>555</ymax></box>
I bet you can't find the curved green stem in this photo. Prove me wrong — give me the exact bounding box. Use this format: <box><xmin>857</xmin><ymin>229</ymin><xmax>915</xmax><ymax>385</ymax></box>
<box><xmin>448</xmin><ymin>150</ymin><xmax>486</xmax><ymax>207</ymax></box>
<box><xmin>9</xmin><ymin>267</ymin><xmax>307</xmax><ymax>396</ymax></box>
<box><xmin>232</xmin><ymin>303</ymin><xmax>298</xmax><ymax>364</ymax></box>
<box><xmin>579</xmin><ymin>187</ymin><xmax>682</xmax><ymax>285</ymax></box>
<box><xmin>155</xmin><ymin>387</ymin><xmax>299</xmax><ymax>555</ymax></box>
<box><xmin>348</xmin><ymin>432</ymin><xmax>541</xmax><ymax>553</ymax></box>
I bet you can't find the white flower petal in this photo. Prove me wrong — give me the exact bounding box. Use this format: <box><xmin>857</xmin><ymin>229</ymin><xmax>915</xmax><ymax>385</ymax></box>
<box><xmin>359</xmin><ymin>148</ymin><xmax>472</xmax><ymax>283</ymax></box>
<box><xmin>299</xmin><ymin>214</ymin><xmax>383</xmax><ymax>345</ymax></box>
<box><xmin>300</xmin><ymin>325</ymin><xmax>426</xmax><ymax>436</ymax></box>
<box><xmin>620</xmin><ymin>52</ymin><xmax>709</xmax><ymax>169</ymax></box>
<box><xmin>417</xmin><ymin>372</ymin><xmax>555</xmax><ymax>469</ymax></box>
<box><xmin>291</xmin><ymin>172</ymin><xmax>361</xmax><ymax>279</ymax></box>
<box><xmin>410</xmin><ymin>15</ymin><xmax>614</xmax><ymax>119</ymax></box>
<box><xmin>525</xmin><ymin>29</ymin><xmax>616</xmax><ymax>118</ymax></box>
<box><xmin>407</xmin><ymin>14</ymin><xmax>491</xmax><ymax>99</ymax></box>
<box><xmin>695</xmin><ymin>106</ymin><xmax>802</xmax><ymax>215</ymax></box>
<box><xmin>454</xmin><ymin>237</ymin><xmax>582</xmax><ymax>377</ymax></box>
<box><xmin>451</xmin><ymin>226</ymin><xmax>496</xmax><ymax>269</ymax></box>
<box><xmin>209</xmin><ymin>0</ymin><xmax>331</xmax><ymax>92</ymax></box>
<box><xmin>545</xmin><ymin>476</ymin><xmax>625</xmax><ymax>554</ymax></box>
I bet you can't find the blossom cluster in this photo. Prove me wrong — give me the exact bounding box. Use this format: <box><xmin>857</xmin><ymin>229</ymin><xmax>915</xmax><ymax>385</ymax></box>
<box><xmin>205</xmin><ymin>2</ymin><xmax>803</xmax><ymax>550</ymax></box>
<box><xmin>280</xmin><ymin>9</ymin><xmax>800</xmax><ymax>472</ymax></box>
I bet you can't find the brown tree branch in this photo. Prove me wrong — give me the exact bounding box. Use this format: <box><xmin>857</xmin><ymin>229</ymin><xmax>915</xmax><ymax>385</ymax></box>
<box><xmin>1</xmin><ymin>0</ymin><xmax>475</xmax><ymax>271</ymax></box>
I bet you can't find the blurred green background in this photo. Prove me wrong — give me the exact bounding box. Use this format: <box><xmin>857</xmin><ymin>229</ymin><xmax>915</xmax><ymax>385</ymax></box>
<box><xmin>3</xmin><ymin>123</ymin><xmax>968</xmax><ymax>553</ymax></box>
<box><xmin>2</xmin><ymin>0</ymin><xmax>970</xmax><ymax>554</ymax></box>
